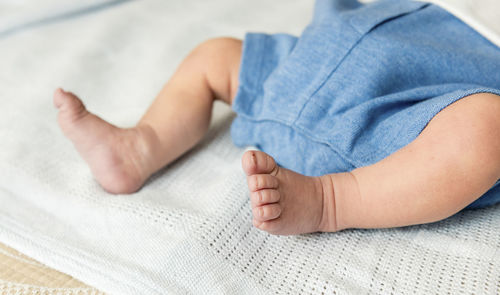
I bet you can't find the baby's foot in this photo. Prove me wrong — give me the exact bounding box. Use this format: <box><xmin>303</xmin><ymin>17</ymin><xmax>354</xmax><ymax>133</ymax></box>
<box><xmin>242</xmin><ymin>150</ymin><xmax>337</xmax><ymax>235</ymax></box>
<box><xmin>53</xmin><ymin>88</ymin><xmax>158</xmax><ymax>194</ymax></box>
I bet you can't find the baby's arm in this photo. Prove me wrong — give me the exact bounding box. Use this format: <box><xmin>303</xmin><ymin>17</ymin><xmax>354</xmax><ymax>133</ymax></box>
<box><xmin>326</xmin><ymin>93</ymin><xmax>500</xmax><ymax>230</ymax></box>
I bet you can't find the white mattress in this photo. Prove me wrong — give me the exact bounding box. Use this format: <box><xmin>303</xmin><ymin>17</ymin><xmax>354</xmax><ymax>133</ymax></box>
<box><xmin>0</xmin><ymin>0</ymin><xmax>499</xmax><ymax>294</ymax></box>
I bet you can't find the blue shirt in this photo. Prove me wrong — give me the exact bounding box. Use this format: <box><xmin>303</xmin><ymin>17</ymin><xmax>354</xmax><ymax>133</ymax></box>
<box><xmin>230</xmin><ymin>0</ymin><xmax>500</xmax><ymax>209</ymax></box>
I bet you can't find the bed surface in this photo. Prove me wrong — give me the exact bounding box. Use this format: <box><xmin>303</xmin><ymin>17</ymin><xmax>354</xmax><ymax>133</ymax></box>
<box><xmin>0</xmin><ymin>242</ymin><xmax>101</xmax><ymax>294</ymax></box>
<box><xmin>1</xmin><ymin>0</ymin><xmax>500</xmax><ymax>294</ymax></box>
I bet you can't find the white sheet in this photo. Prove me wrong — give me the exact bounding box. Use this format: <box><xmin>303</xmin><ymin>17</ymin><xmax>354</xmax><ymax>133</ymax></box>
<box><xmin>1</xmin><ymin>1</ymin><xmax>499</xmax><ymax>294</ymax></box>
<box><xmin>0</xmin><ymin>0</ymin><xmax>129</xmax><ymax>38</ymax></box>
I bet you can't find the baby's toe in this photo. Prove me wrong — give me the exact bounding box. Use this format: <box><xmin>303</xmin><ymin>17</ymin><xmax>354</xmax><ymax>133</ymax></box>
<box><xmin>247</xmin><ymin>174</ymin><xmax>279</xmax><ymax>192</ymax></box>
<box><xmin>251</xmin><ymin>189</ymin><xmax>280</xmax><ymax>207</ymax></box>
<box><xmin>242</xmin><ymin>150</ymin><xmax>279</xmax><ymax>176</ymax></box>
<box><xmin>54</xmin><ymin>88</ymin><xmax>84</xmax><ymax>113</ymax></box>
<box><xmin>254</xmin><ymin>218</ymin><xmax>283</xmax><ymax>234</ymax></box>
<box><xmin>253</xmin><ymin>203</ymin><xmax>281</xmax><ymax>221</ymax></box>
<box><xmin>53</xmin><ymin>88</ymin><xmax>66</xmax><ymax>108</ymax></box>
<box><xmin>54</xmin><ymin>88</ymin><xmax>70</xmax><ymax>106</ymax></box>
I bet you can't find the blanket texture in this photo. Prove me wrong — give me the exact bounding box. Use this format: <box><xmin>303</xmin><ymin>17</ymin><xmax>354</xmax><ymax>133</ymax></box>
<box><xmin>0</xmin><ymin>0</ymin><xmax>499</xmax><ymax>294</ymax></box>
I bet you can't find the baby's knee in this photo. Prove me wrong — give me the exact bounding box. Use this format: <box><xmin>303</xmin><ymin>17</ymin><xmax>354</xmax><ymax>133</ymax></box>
<box><xmin>191</xmin><ymin>37</ymin><xmax>242</xmax><ymax>73</ymax></box>
<box><xmin>195</xmin><ymin>37</ymin><xmax>242</xmax><ymax>54</ymax></box>
<box><xmin>190</xmin><ymin>37</ymin><xmax>242</xmax><ymax>103</ymax></box>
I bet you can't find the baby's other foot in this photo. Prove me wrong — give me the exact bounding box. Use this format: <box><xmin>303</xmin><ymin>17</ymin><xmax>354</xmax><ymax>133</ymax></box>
<box><xmin>242</xmin><ymin>150</ymin><xmax>336</xmax><ymax>235</ymax></box>
<box><xmin>53</xmin><ymin>88</ymin><xmax>158</xmax><ymax>194</ymax></box>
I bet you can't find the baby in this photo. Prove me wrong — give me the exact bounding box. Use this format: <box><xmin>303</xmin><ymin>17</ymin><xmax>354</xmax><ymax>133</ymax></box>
<box><xmin>53</xmin><ymin>0</ymin><xmax>500</xmax><ymax>235</ymax></box>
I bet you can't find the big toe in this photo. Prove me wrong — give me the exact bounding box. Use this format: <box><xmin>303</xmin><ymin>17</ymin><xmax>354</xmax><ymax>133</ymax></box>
<box><xmin>242</xmin><ymin>150</ymin><xmax>278</xmax><ymax>176</ymax></box>
<box><xmin>54</xmin><ymin>88</ymin><xmax>87</xmax><ymax>120</ymax></box>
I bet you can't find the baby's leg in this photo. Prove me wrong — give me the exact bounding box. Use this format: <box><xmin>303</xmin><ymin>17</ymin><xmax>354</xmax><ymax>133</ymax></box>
<box><xmin>54</xmin><ymin>38</ymin><xmax>241</xmax><ymax>193</ymax></box>
<box><xmin>244</xmin><ymin>93</ymin><xmax>500</xmax><ymax>235</ymax></box>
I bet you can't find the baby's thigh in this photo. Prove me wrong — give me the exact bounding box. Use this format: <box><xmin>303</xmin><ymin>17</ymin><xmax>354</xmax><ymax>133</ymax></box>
<box><xmin>420</xmin><ymin>92</ymin><xmax>500</xmax><ymax>177</ymax></box>
<box><xmin>347</xmin><ymin>92</ymin><xmax>500</xmax><ymax>226</ymax></box>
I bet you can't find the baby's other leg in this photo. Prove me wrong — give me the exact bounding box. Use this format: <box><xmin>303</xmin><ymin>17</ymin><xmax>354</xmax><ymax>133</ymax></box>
<box><xmin>54</xmin><ymin>38</ymin><xmax>241</xmax><ymax>193</ymax></box>
<box><xmin>243</xmin><ymin>93</ymin><xmax>500</xmax><ymax>235</ymax></box>
<box><xmin>330</xmin><ymin>93</ymin><xmax>500</xmax><ymax>231</ymax></box>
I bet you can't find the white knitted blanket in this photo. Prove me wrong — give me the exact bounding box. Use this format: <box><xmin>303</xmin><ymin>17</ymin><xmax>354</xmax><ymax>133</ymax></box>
<box><xmin>0</xmin><ymin>0</ymin><xmax>499</xmax><ymax>294</ymax></box>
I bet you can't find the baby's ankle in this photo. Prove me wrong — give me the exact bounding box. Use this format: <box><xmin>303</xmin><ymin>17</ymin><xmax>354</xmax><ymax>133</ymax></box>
<box><xmin>318</xmin><ymin>172</ymin><xmax>359</xmax><ymax>232</ymax></box>
<box><xmin>133</xmin><ymin>123</ymin><xmax>163</xmax><ymax>174</ymax></box>
<box><xmin>317</xmin><ymin>174</ymin><xmax>339</xmax><ymax>232</ymax></box>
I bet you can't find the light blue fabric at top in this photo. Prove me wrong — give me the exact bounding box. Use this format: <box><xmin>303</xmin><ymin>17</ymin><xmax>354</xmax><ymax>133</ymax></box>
<box><xmin>230</xmin><ymin>0</ymin><xmax>500</xmax><ymax>209</ymax></box>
